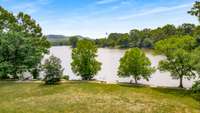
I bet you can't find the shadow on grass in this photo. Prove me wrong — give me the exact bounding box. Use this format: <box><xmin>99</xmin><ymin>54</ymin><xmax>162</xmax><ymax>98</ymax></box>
<box><xmin>152</xmin><ymin>87</ymin><xmax>191</xmax><ymax>96</ymax></box>
<box><xmin>118</xmin><ymin>82</ymin><xmax>150</xmax><ymax>88</ymax></box>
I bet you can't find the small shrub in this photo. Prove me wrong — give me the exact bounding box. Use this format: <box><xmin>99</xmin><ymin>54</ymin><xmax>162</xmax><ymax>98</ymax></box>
<box><xmin>191</xmin><ymin>80</ymin><xmax>200</xmax><ymax>101</ymax></box>
<box><xmin>62</xmin><ymin>75</ymin><xmax>69</xmax><ymax>80</ymax></box>
<box><xmin>42</xmin><ymin>55</ymin><xmax>63</xmax><ymax>85</ymax></box>
<box><xmin>192</xmin><ymin>80</ymin><xmax>200</xmax><ymax>93</ymax></box>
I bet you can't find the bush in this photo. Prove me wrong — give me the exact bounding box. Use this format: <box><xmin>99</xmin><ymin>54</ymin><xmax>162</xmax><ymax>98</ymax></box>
<box><xmin>191</xmin><ymin>80</ymin><xmax>200</xmax><ymax>101</ymax></box>
<box><xmin>192</xmin><ymin>80</ymin><xmax>200</xmax><ymax>93</ymax></box>
<box><xmin>62</xmin><ymin>75</ymin><xmax>69</xmax><ymax>80</ymax></box>
<box><xmin>42</xmin><ymin>55</ymin><xmax>63</xmax><ymax>85</ymax></box>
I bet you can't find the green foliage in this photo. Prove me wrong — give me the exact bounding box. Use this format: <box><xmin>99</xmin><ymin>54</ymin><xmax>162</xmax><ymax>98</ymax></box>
<box><xmin>128</xmin><ymin>29</ymin><xmax>143</xmax><ymax>47</ymax></box>
<box><xmin>31</xmin><ymin>68</ymin><xmax>40</xmax><ymax>79</ymax></box>
<box><xmin>96</xmin><ymin>24</ymin><xmax>198</xmax><ymax>49</ymax></box>
<box><xmin>192</xmin><ymin>81</ymin><xmax>200</xmax><ymax>93</ymax></box>
<box><xmin>106</xmin><ymin>33</ymin><xmax>123</xmax><ymax>47</ymax></box>
<box><xmin>95</xmin><ymin>38</ymin><xmax>108</xmax><ymax>47</ymax></box>
<box><xmin>155</xmin><ymin>35</ymin><xmax>196</xmax><ymax>56</ymax></box>
<box><xmin>0</xmin><ymin>6</ymin><xmax>45</xmax><ymax>38</ymax></box>
<box><xmin>71</xmin><ymin>39</ymin><xmax>101</xmax><ymax>80</ymax></box>
<box><xmin>188</xmin><ymin>1</ymin><xmax>200</xmax><ymax>21</ymax></box>
<box><xmin>191</xmin><ymin>80</ymin><xmax>200</xmax><ymax>101</ymax></box>
<box><xmin>43</xmin><ymin>55</ymin><xmax>63</xmax><ymax>85</ymax></box>
<box><xmin>142</xmin><ymin>38</ymin><xmax>153</xmax><ymax>48</ymax></box>
<box><xmin>62</xmin><ymin>75</ymin><xmax>69</xmax><ymax>80</ymax></box>
<box><xmin>177</xmin><ymin>23</ymin><xmax>196</xmax><ymax>36</ymax></box>
<box><xmin>155</xmin><ymin>36</ymin><xmax>197</xmax><ymax>88</ymax></box>
<box><xmin>0</xmin><ymin>6</ymin><xmax>50</xmax><ymax>79</ymax></box>
<box><xmin>0</xmin><ymin>32</ymin><xmax>45</xmax><ymax>79</ymax></box>
<box><xmin>69</xmin><ymin>36</ymin><xmax>79</xmax><ymax>48</ymax></box>
<box><xmin>117</xmin><ymin>33</ymin><xmax>129</xmax><ymax>48</ymax></box>
<box><xmin>118</xmin><ymin>48</ymin><xmax>155</xmax><ymax>84</ymax></box>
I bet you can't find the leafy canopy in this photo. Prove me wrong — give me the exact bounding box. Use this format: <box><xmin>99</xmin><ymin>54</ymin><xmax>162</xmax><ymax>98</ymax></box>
<box><xmin>188</xmin><ymin>1</ymin><xmax>200</xmax><ymax>21</ymax></box>
<box><xmin>118</xmin><ymin>48</ymin><xmax>155</xmax><ymax>84</ymax></box>
<box><xmin>0</xmin><ymin>6</ymin><xmax>50</xmax><ymax>79</ymax></box>
<box><xmin>71</xmin><ymin>39</ymin><xmax>101</xmax><ymax>80</ymax></box>
<box><xmin>0</xmin><ymin>32</ymin><xmax>46</xmax><ymax>79</ymax></box>
<box><xmin>155</xmin><ymin>36</ymin><xmax>197</xmax><ymax>88</ymax></box>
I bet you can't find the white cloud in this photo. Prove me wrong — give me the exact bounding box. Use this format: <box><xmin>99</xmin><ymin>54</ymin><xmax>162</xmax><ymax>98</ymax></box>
<box><xmin>118</xmin><ymin>3</ymin><xmax>192</xmax><ymax>20</ymax></box>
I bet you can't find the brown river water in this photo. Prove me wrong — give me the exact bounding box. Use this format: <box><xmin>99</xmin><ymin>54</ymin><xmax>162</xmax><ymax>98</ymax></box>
<box><xmin>42</xmin><ymin>46</ymin><xmax>197</xmax><ymax>88</ymax></box>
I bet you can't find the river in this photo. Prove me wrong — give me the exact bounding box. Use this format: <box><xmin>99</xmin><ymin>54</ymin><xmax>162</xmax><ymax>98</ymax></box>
<box><xmin>44</xmin><ymin>46</ymin><xmax>197</xmax><ymax>88</ymax></box>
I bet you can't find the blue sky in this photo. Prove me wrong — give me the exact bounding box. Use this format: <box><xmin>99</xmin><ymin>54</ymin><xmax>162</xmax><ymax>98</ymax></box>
<box><xmin>0</xmin><ymin>0</ymin><xmax>199</xmax><ymax>38</ymax></box>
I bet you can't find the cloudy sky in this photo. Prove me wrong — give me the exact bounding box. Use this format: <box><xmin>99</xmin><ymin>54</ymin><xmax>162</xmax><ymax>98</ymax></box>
<box><xmin>0</xmin><ymin>0</ymin><xmax>199</xmax><ymax>38</ymax></box>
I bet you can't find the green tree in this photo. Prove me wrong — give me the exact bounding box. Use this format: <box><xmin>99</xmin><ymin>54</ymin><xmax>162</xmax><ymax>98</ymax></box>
<box><xmin>107</xmin><ymin>33</ymin><xmax>121</xmax><ymax>47</ymax></box>
<box><xmin>95</xmin><ymin>38</ymin><xmax>108</xmax><ymax>47</ymax></box>
<box><xmin>142</xmin><ymin>38</ymin><xmax>153</xmax><ymax>48</ymax></box>
<box><xmin>69</xmin><ymin>36</ymin><xmax>79</xmax><ymax>48</ymax></box>
<box><xmin>149</xmin><ymin>27</ymin><xmax>166</xmax><ymax>43</ymax></box>
<box><xmin>0</xmin><ymin>7</ymin><xmax>50</xmax><ymax>79</ymax></box>
<box><xmin>155</xmin><ymin>36</ymin><xmax>197</xmax><ymax>88</ymax></box>
<box><xmin>129</xmin><ymin>29</ymin><xmax>143</xmax><ymax>47</ymax></box>
<box><xmin>177</xmin><ymin>23</ymin><xmax>195</xmax><ymax>36</ymax></box>
<box><xmin>162</xmin><ymin>24</ymin><xmax>177</xmax><ymax>36</ymax></box>
<box><xmin>118</xmin><ymin>48</ymin><xmax>155</xmax><ymax>84</ymax></box>
<box><xmin>0</xmin><ymin>32</ymin><xmax>46</xmax><ymax>79</ymax></box>
<box><xmin>193</xmin><ymin>25</ymin><xmax>200</xmax><ymax>43</ymax></box>
<box><xmin>71</xmin><ymin>39</ymin><xmax>101</xmax><ymax>80</ymax></box>
<box><xmin>42</xmin><ymin>55</ymin><xmax>63</xmax><ymax>85</ymax></box>
<box><xmin>0</xmin><ymin>6</ymin><xmax>17</xmax><ymax>32</ymax></box>
<box><xmin>117</xmin><ymin>33</ymin><xmax>129</xmax><ymax>48</ymax></box>
<box><xmin>188</xmin><ymin>1</ymin><xmax>200</xmax><ymax>21</ymax></box>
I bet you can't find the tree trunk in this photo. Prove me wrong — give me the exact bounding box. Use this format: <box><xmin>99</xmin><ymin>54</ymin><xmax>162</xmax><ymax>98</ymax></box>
<box><xmin>13</xmin><ymin>71</ymin><xmax>18</xmax><ymax>80</ymax></box>
<box><xmin>134</xmin><ymin>76</ymin><xmax>138</xmax><ymax>84</ymax></box>
<box><xmin>179</xmin><ymin>76</ymin><xmax>183</xmax><ymax>88</ymax></box>
<box><xmin>130</xmin><ymin>79</ymin><xmax>133</xmax><ymax>84</ymax></box>
<box><xmin>130</xmin><ymin>76</ymin><xmax>133</xmax><ymax>84</ymax></box>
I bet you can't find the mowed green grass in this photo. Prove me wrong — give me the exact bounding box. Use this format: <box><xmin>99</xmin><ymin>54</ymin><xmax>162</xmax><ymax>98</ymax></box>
<box><xmin>0</xmin><ymin>81</ymin><xmax>199</xmax><ymax>113</ymax></box>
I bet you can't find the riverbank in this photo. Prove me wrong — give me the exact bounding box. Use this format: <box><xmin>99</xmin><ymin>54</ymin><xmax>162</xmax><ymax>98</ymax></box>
<box><xmin>0</xmin><ymin>81</ymin><xmax>199</xmax><ymax>113</ymax></box>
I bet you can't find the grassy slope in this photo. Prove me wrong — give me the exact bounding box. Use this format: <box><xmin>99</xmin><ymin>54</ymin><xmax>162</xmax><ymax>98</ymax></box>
<box><xmin>0</xmin><ymin>81</ymin><xmax>199</xmax><ymax>113</ymax></box>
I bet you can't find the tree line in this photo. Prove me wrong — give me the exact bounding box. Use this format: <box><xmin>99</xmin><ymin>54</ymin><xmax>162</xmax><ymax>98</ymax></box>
<box><xmin>49</xmin><ymin>23</ymin><xmax>200</xmax><ymax>49</ymax></box>
<box><xmin>95</xmin><ymin>23</ymin><xmax>200</xmax><ymax>48</ymax></box>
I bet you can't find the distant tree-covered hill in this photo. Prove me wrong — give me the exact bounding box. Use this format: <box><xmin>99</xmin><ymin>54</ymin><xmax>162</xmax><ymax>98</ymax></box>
<box><xmin>47</xmin><ymin>35</ymin><xmax>68</xmax><ymax>40</ymax></box>
<box><xmin>46</xmin><ymin>34</ymin><xmax>90</xmax><ymax>47</ymax></box>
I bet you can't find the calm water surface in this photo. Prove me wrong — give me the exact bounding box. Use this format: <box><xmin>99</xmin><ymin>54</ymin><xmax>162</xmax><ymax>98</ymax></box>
<box><xmin>45</xmin><ymin>46</ymin><xmax>196</xmax><ymax>88</ymax></box>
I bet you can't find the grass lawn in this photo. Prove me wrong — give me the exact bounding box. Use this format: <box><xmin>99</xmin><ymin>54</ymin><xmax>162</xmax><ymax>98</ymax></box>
<box><xmin>0</xmin><ymin>81</ymin><xmax>199</xmax><ymax>113</ymax></box>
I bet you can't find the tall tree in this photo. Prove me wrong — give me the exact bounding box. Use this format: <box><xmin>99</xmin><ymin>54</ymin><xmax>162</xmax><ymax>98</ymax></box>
<box><xmin>155</xmin><ymin>36</ymin><xmax>197</xmax><ymax>88</ymax></box>
<box><xmin>118</xmin><ymin>48</ymin><xmax>155</xmax><ymax>84</ymax></box>
<box><xmin>0</xmin><ymin>6</ymin><xmax>50</xmax><ymax>79</ymax></box>
<box><xmin>0</xmin><ymin>32</ymin><xmax>46</xmax><ymax>79</ymax></box>
<box><xmin>71</xmin><ymin>39</ymin><xmax>101</xmax><ymax>80</ymax></box>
